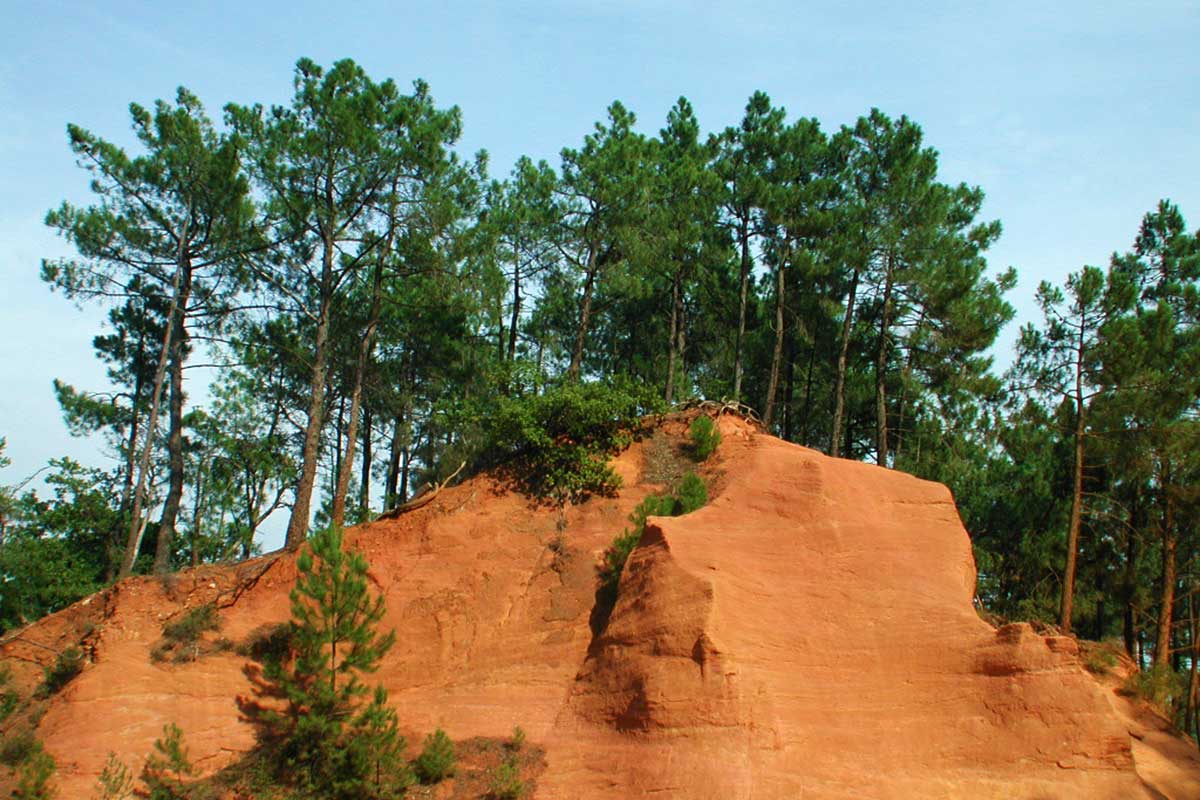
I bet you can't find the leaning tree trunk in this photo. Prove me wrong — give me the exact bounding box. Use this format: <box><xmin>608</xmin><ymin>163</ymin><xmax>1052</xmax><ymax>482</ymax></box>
<box><xmin>331</xmin><ymin>259</ymin><xmax>385</xmax><ymax>529</ymax></box>
<box><xmin>285</xmin><ymin>247</ymin><xmax>335</xmax><ymax>550</ymax></box>
<box><xmin>153</xmin><ymin>264</ymin><xmax>193</xmax><ymax>574</ymax></box>
<box><xmin>119</xmin><ymin>224</ymin><xmax>189</xmax><ymax>579</ymax></box>
<box><xmin>830</xmin><ymin>268</ymin><xmax>860</xmax><ymax>458</ymax></box>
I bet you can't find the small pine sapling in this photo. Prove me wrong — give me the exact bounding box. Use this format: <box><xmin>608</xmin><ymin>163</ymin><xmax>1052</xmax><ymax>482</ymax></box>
<box><xmin>414</xmin><ymin>728</ymin><xmax>456</xmax><ymax>784</ymax></box>
<box><xmin>34</xmin><ymin>647</ymin><xmax>84</xmax><ymax>698</ymax></box>
<box><xmin>14</xmin><ymin>743</ymin><xmax>56</xmax><ymax>800</ymax></box>
<box><xmin>688</xmin><ymin>415</ymin><xmax>721</xmax><ymax>461</ymax></box>
<box><xmin>141</xmin><ymin>723</ymin><xmax>194</xmax><ymax>800</ymax></box>
<box><xmin>255</xmin><ymin>526</ymin><xmax>402</xmax><ymax>798</ymax></box>
<box><xmin>674</xmin><ymin>472</ymin><xmax>708</xmax><ymax>514</ymax></box>
<box><xmin>508</xmin><ymin>725</ymin><xmax>526</xmax><ymax>753</ymax></box>
<box><xmin>93</xmin><ymin>752</ymin><xmax>135</xmax><ymax>800</ymax></box>
<box><xmin>487</xmin><ymin>757</ymin><xmax>525</xmax><ymax>799</ymax></box>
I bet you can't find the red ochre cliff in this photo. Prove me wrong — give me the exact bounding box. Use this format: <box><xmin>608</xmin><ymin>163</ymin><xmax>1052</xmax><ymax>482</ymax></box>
<box><xmin>3</xmin><ymin>414</ymin><xmax>1199</xmax><ymax>798</ymax></box>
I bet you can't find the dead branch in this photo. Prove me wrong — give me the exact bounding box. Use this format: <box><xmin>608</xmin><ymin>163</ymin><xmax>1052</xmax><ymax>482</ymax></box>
<box><xmin>377</xmin><ymin>460</ymin><xmax>467</xmax><ymax>520</ymax></box>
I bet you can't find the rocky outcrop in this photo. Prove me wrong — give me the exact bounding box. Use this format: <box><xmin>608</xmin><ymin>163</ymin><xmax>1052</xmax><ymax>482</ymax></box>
<box><xmin>1</xmin><ymin>415</ymin><xmax>1191</xmax><ymax>798</ymax></box>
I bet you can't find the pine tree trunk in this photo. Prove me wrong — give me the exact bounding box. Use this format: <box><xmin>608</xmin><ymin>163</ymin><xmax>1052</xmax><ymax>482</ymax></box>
<box><xmin>874</xmin><ymin>256</ymin><xmax>894</xmax><ymax>467</ymax></box>
<box><xmin>332</xmin><ymin>262</ymin><xmax>384</xmax><ymax>528</ymax></box>
<box><xmin>1187</xmin><ymin>591</ymin><xmax>1199</xmax><ymax>740</ymax></box>
<box><xmin>153</xmin><ymin>265</ymin><xmax>192</xmax><ymax>574</ymax></box>
<box><xmin>893</xmin><ymin>311</ymin><xmax>925</xmax><ymax>466</ymax></box>
<box><xmin>119</xmin><ymin>230</ymin><xmax>189</xmax><ymax>578</ymax></box>
<box><xmin>385</xmin><ymin>416</ymin><xmax>402</xmax><ymax>511</ymax></box>
<box><xmin>1155</xmin><ymin>478</ymin><xmax>1177</xmax><ymax>668</ymax></box>
<box><xmin>1060</xmin><ymin>325</ymin><xmax>1087</xmax><ymax>634</ymax></box>
<box><xmin>508</xmin><ymin>250</ymin><xmax>521</xmax><ymax>361</ymax></box>
<box><xmin>359</xmin><ymin>407</ymin><xmax>372</xmax><ymax>515</ymax></box>
<box><xmin>665</xmin><ymin>271</ymin><xmax>681</xmax><ymax>404</ymax></box>
<box><xmin>567</xmin><ymin>250</ymin><xmax>598</xmax><ymax>382</ymax></box>
<box><xmin>800</xmin><ymin>343</ymin><xmax>816</xmax><ymax>447</ymax></box>
<box><xmin>189</xmin><ymin>466</ymin><xmax>204</xmax><ymax>568</ymax></box>
<box><xmin>763</xmin><ymin>259</ymin><xmax>786</xmax><ymax>428</ymax></box>
<box><xmin>733</xmin><ymin>221</ymin><xmax>750</xmax><ymax>401</ymax></box>
<box><xmin>783</xmin><ymin>336</ymin><xmax>795</xmax><ymax>442</ymax></box>
<box><xmin>830</xmin><ymin>268</ymin><xmax>860</xmax><ymax>458</ymax></box>
<box><xmin>285</xmin><ymin>249</ymin><xmax>334</xmax><ymax>550</ymax></box>
<box><xmin>399</xmin><ymin>445</ymin><xmax>411</xmax><ymax>504</ymax></box>
<box><xmin>1123</xmin><ymin>495</ymin><xmax>1140</xmax><ymax>658</ymax></box>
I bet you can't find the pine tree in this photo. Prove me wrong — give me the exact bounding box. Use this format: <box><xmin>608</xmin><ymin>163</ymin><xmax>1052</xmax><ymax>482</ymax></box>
<box><xmin>45</xmin><ymin>88</ymin><xmax>254</xmax><ymax>576</ymax></box>
<box><xmin>260</xmin><ymin>526</ymin><xmax>402</xmax><ymax>797</ymax></box>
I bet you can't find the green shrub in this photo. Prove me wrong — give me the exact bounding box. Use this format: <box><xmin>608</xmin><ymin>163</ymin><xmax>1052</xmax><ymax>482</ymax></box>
<box><xmin>94</xmin><ymin>751</ymin><xmax>135</xmax><ymax>800</ymax></box>
<box><xmin>0</xmin><ymin>729</ymin><xmax>39</xmax><ymax>766</ymax></box>
<box><xmin>596</xmin><ymin>474</ymin><xmax>709</xmax><ymax>629</ymax></box>
<box><xmin>141</xmin><ymin>723</ymin><xmax>194</xmax><ymax>800</ymax></box>
<box><xmin>483</xmin><ymin>380</ymin><xmax>661</xmax><ymax>504</ymax></box>
<box><xmin>487</xmin><ymin>757</ymin><xmax>525</xmax><ymax>800</ymax></box>
<box><xmin>508</xmin><ymin>725</ymin><xmax>526</xmax><ymax>753</ymax></box>
<box><xmin>414</xmin><ymin>728</ymin><xmax>456</xmax><ymax>784</ymax></box>
<box><xmin>0</xmin><ymin>665</ymin><xmax>19</xmax><ymax>722</ymax></box>
<box><xmin>236</xmin><ymin>622</ymin><xmax>293</xmax><ymax>665</ymax></box>
<box><xmin>689</xmin><ymin>415</ymin><xmax>721</xmax><ymax>461</ymax></box>
<box><xmin>151</xmin><ymin>603</ymin><xmax>221</xmax><ymax>664</ymax></box>
<box><xmin>162</xmin><ymin>603</ymin><xmax>220</xmax><ymax>645</ymax></box>
<box><xmin>1124</xmin><ymin>665</ymin><xmax>1189</xmax><ymax>730</ymax></box>
<box><xmin>34</xmin><ymin>646</ymin><xmax>85</xmax><ymax>698</ymax></box>
<box><xmin>674</xmin><ymin>472</ymin><xmax>707</xmax><ymax>515</ymax></box>
<box><xmin>14</xmin><ymin>743</ymin><xmax>55</xmax><ymax>800</ymax></box>
<box><xmin>1083</xmin><ymin>645</ymin><xmax>1120</xmax><ymax>676</ymax></box>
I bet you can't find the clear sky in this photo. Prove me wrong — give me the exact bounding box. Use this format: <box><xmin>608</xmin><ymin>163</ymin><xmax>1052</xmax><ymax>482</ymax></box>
<box><xmin>2</xmin><ymin>1</ymin><xmax>1198</xmax><ymax>528</ymax></box>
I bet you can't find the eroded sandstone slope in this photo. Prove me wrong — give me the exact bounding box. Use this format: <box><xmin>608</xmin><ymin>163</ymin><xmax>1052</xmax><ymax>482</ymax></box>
<box><xmin>2</xmin><ymin>414</ymin><xmax>1195</xmax><ymax>798</ymax></box>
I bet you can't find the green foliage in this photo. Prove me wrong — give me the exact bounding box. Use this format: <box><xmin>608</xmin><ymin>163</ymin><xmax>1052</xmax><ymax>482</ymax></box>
<box><xmin>508</xmin><ymin>725</ymin><xmax>526</xmax><ymax>753</ymax></box>
<box><xmin>236</xmin><ymin>622</ymin><xmax>293</xmax><ymax>664</ymax></box>
<box><xmin>34</xmin><ymin>647</ymin><xmax>84</xmax><ymax>699</ymax></box>
<box><xmin>93</xmin><ymin>752</ymin><xmax>135</xmax><ymax>800</ymax></box>
<box><xmin>0</xmin><ymin>666</ymin><xmax>18</xmax><ymax>723</ymax></box>
<box><xmin>254</xmin><ymin>526</ymin><xmax>403</xmax><ymax>799</ymax></box>
<box><xmin>154</xmin><ymin>603</ymin><xmax>221</xmax><ymax>662</ymax></box>
<box><xmin>0</xmin><ymin>730</ymin><xmax>39</xmax><ymax>766</ymax></box>
<box><xmin>596</xmin><ymin>473</ymin><xmax>709</xmax><ymax>628</ymax></box>
<box><xmin>141</xmin><ymin>723</ymin><xmax>194</xmax><ymax>800</ymax></box>
<box><xmin>487</xmin><ymin>757</ymin><xmax>526</xmax><ymax>800</ymax></box>
<box><xmin>13</xmin><ymin>742</ymin><xmax>56</xmax><ymax>800</ymax></box>
<box><xmin>414</xmin><ymin>728</ymin><xmax>456</xmax><ymax>784</ymax></box>
<box><xmin>674</xmin><ymin>472</ymin><xmax>708</xmax><ymax>515</ymax></box>
<box><xmin>688</xmin><ymin>415</ymin><xmax>721</xmax><ymax>461</ymax></box>
<box><xmin>1083</xmin><ymin>646</ymin><xmax>1120</xmax><ymax>676</ymax></box>
<box><xmin>483</xmin><ymin>380</ymin><xmax>660</xmax><ymax>503</ymax></box>
<box><xmin>0</xmin><ymin>459</ymin><xmax>116</xmax><ymax>634</ymax></box>
<box><xmin>1124</xmin><ymin>667</ymin><xmax>1190</xmax><ymax>729</ymax></box>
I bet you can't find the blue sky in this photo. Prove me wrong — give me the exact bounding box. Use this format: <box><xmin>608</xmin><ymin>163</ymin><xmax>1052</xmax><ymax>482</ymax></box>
<box><xmin>2</xmin><ymin>1</ymin><xmax>1198</xmax><ymax>533</ymax></box>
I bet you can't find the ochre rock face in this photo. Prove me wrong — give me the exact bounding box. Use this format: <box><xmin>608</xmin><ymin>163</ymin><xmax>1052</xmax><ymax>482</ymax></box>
<box><xmin>2</xmin><ymin>416</ymin><xmax>1191</xmax><ymax>798</ymax></box>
